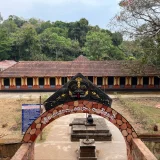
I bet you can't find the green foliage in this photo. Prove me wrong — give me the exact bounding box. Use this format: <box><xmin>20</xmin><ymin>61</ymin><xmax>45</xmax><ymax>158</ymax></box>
<box><xmin>0</xmin><ymin>15</ymin><xmax>135</xmax><ymax>61</ymax></box>
<box><xmin>0</xmin><ymin>28</ymin><xmax>12</xmax><ymax>60</ymax></box>
<box><xmin>117</xmin><ymin>95</ymin><xmax>160</xmax><ymax>132</ymax></box>
<box><xmin>83</xmin><ymin>30</ymin><xmax>125</xmax><ymax>60</ymax></box>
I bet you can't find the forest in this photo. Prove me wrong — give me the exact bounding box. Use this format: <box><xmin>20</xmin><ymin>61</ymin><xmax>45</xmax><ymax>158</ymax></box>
<box><xmin>0</xmin><ymin>15</ymin><xmax>126</xmax><ymax>61</ymax></box>
<box><xmin>0</xmin><ymin>0</ymin><xmax>160</xmax><ymax>68</ymax></box>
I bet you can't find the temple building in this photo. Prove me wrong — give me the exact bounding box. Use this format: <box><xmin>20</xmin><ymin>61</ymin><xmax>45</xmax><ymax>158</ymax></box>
<box><xmin>0</xmin><ymin>55</ymin><xmax>159</xmax><ymax>91</ymax></box>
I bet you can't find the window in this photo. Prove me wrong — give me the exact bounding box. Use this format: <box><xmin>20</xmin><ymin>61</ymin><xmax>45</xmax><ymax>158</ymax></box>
<box><xmin>154</xmin><ymin>77</ymin><xmax>159</xmax><ymax>86</ymax></box>
<box><xmin>50</xmin><ymin>77</ymin><xmax>55</xmax><ymax>88</ymax></box>
<box><xmin>88</xmin><ymin>76</ymin><xmax>93</xmax><ymax>83</ymax></box>
<box><xmin>143</xmin><ymin>77</ymin><xmax>149</xmax><ymax>84</ymax></box>
<box><xmin>62</xmin><ymin>77</ymin><xmax>67</xmax><ymax>85</ymax></box>
<box><xmin>132</xmin><ymin>77</ymin><xmax>137</xmax><ymax>88</ymax></box>
<box><xmin>97</xmin><ymin>77</ymin><xmax>103</xmax><ymax>86</ymax></box>
<box><xmin>4</xmin><ymin>78</ymin><xmax>9</xmax><ymax>89</ymax></box>
<box><xmin>27</xmin><ymin>78</ymin><xmax>33</xmax><ymax>88</ymax></box>
<box><xmin>108</xmin><ymin>77</ymin><xmax>114</xmax><ymax>88</ymax></box>
<box><xmin>16</xmin><ymin>78</ymin><xmax>21</xmax><ymax>88</ymax></box>
<box><xmin>120</xmin><ymin>77</ymin><xmax>125</xmax><ymax>88</ymax></box>
<box><xmin>39</xmin><ymin>78</ymin><xmax>44</xmax><ymax>88</ymax></box>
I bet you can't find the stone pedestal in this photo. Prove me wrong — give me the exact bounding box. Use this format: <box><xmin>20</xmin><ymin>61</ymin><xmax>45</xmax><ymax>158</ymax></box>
<box><xmin>70</xmin><ymin>118</ymin><xmax>112</xmax><ymax>141</ymax></box>
<box><xmin>78</xmin><ymin>139</ymin><xmax>97</xmax><ymax>160</ymax></box>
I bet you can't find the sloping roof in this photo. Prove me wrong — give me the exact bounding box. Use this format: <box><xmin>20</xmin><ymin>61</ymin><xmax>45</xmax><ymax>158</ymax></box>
<box><xmin>0</xmin><ymin>60</ymin><xmax>17</xmax><ymax>71</ymax></box>
<box><xmin>0</xmin><ymin>56</ymin><xmax>159</xmax><ymax>77</ymax></box>
<box><xmin>73</xmin><ymin>55</ymin><xmax>89</xmax><ymax>62</ymax></box>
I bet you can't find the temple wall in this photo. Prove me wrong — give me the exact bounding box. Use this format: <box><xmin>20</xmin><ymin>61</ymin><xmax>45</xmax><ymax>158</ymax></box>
<box><xmin>131</xmin><ymin>138</ymin><xmax>157</xmax><ymax>160</ymax></box>
<box><xmin>11</xmin><ymin>143</ymin><xmax>34</xmax><ymax>160</ymax></box>
<box><xmin>0</xmin><ymin>139</ymin><xmax>22</xmax><ymax>159</ymax></box>
<box><xmin>0</xmin><ymin>76</ymin><xmax>159</xmax><ymax>91</ymax></box>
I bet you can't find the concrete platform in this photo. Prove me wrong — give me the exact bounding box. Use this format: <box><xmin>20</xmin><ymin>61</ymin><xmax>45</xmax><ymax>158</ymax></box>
<box><xmin>34</xmin><ymin>113</ymin><xmax>127</xmax><ymax>160</ymax></box>
<box><xmin>70</xmin><ymin>118</ymin><xmax>112</xmax><ymax>141</ymax></box>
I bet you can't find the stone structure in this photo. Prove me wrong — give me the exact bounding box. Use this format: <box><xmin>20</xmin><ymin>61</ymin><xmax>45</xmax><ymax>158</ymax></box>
<box><xmin>21</xmin><ymin>73</ymin><xmax>158</xmax><ymax>160</ymax></box>
<box><xmin>70</xmin><ymin>118</ymin><xmax>112</xmax><ymax>141</ymax></box>
<box><xmin>0</xmin><ymin>55</ymin><xmax>159</xmax><ymax>91</ymax></box>
<box><xmin>78</xmin><ymin>139</ymin><xmax>97</xmax><ymax>160</ymax></box>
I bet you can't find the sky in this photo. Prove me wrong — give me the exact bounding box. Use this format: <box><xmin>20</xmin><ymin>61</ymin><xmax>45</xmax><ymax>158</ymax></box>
<box><xmin>0</xmin><ymin>0</ymin><xmax>121</xmax><ymax>28</ymax></box>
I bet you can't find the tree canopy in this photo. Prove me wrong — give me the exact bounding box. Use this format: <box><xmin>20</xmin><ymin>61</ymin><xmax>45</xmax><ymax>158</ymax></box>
<box><xmin>111</xmin><ymin>0</ymin><xmax>160</xmax><ymax>68</ymax></box>
<box><xmin>0</xmin><ymin>15</ymin><xmax>125</xmax><ymax>61</ymax></box>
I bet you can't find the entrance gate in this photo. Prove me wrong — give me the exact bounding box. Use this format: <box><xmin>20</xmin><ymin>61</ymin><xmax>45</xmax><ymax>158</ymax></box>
<box><xmin>23</xmin><ymin>73</ymin><xmax>138</xmax><ymax>160</ymax></box>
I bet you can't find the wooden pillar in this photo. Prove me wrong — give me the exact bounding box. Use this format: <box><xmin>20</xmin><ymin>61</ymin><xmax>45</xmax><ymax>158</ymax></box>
<box><xmin>1</xmin><ymin>78</ymin><xmax>4</xmax><ymax>89</ymax></box>
<box><xmin>55</xmin><ymin>77</ymin><xmax>61</xmax><ymax>89</ymax></box>
<box><xmin>125</xmin><ymin>77</ymin><xmax>132</xmax><ymax>88</ymax></box>
<box><xmin>33</xmin><ymin>77</ymin><xmax>39</xmax><ymax>89</ymax></box>
<box><xmin>114</xmin><ymin>77</ymin><xmax>120</xmax><ymax>88</ymax></box>
<box><xmin>67</xmin><ymin>77</ymin><xmax>71</xmax><ymax>81</ymax></box>
<box><xmin>93</xmin><ymin>77</ymin><xmax>97</xmax><ymax>85</ymax></box>
<box><xmin>102</xmin><ymin>77</ymin><xmax>108</xmax><ymax>89</ymax></box>
<box><xmin>21</xmin><ymin>77</ymin><xmax>27</xmax><ymax>89</ymax></box>
<box><xmin>44</xmin><ymin>77</ymin><xmax>50</xmax><ymax>89</ymax></box>
<box><xmin>148</xmin><ymin>77</ymin><xmax>154</xmax><ymax>88</ymax></box>
<box><xmin>136</xmin><ymin>77</ymin><xmax>143</xmax><ymax>88</ymax></box>
<box><xmin>9</xmin><ymin>78</ymin><xmax>16</xmax><ymax>89</ymax></box>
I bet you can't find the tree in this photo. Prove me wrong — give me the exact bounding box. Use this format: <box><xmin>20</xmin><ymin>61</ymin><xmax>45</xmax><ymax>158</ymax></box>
<box><xmin>9</xmin><ymin>15</ymin><xmax>25</xmax><ymax>28</ymax></box>
<box><xmin>2</xmin><ymin>17</ymin><xmax>18</xmax><ymax>35</ymax></box>
<box><xmin>68</xmin><ymin>18</ymin><xmax>89</xmax><ymax>47</ymax></box>
<box><xmin>0</xmin><ymin>28</ymin><xmax>11</xmax><ymax>60</ymax></box>
<box><xmin>111</xmin><ymin>0</ymin><xmax>160</xmax><ymax>68</ymax></box>
<box><xmin>39</xmin><ymin>29</ymin><xmax>73</xmax><ymax>60</ymax></box>
<box><xmin>113</xmin><ymin>0</ymin><xmax>160</xmax><ymax>37</ymax></box>
<box><xmin>0</xmin><ymin>13</ymin><xmax>3</xmax><ymax>24</ymax></box>
<box><xmin>11</xmin><ymin>24</ymin><xmax>41</xmax><ymax>60</ymax></box>
<box><xmin>83</xmin><ymin>31</ymin><xmax>113</xmax><ymax>60</ymax></box>
<box><xmin>112</xmin><ymin>32</ymin><xmax>123</xmax><ymax>46</ymax></box>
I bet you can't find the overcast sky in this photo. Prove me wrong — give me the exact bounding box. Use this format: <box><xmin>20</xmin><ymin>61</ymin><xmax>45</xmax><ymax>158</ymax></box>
<box><xmin>0</xmin><ymin>0</ymin><xmax>121</xmax><ymax>28</ymax></box>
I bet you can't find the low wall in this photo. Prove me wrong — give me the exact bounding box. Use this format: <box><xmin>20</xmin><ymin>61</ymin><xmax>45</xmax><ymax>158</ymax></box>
<box><xmin>0</xmin><ymin>139</ymin><xmax>21</xmax><ymax>159</ymax></box>
<box><xmin>11</xmin><ymin>143</ymin><xmax>34</xmax><ymax>160</ymax></box>
<box><xmin>131</xmin><ymin>138</ymin><xmax>157</xmax><ymax>160</ymax></box>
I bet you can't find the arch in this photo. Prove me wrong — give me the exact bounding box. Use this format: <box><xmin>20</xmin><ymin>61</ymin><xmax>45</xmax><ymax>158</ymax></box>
<box><xmin>23</xmin><ymin>100</ymin><xmax>137</xmax><ymax>160</ymax></box>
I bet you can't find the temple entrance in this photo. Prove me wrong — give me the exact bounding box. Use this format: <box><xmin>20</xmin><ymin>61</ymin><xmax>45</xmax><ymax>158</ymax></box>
<box><xmin>23</xmin><ymin>73</ymin><xmax>137</xmax><ymax>160</ymax></box>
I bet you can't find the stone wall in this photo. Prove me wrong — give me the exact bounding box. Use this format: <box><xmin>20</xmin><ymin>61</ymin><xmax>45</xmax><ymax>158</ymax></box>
<box><xmin>0</xmin><ymin>139</ymin><xmax>21</xmax><ymax>159</ymax></box>
<box><xmin>11</xmin><ymin>143</ymin><xmax>34</xmax><ymax>160</ymax></box>
<box><xmin>131</xmin><ymin>138</ymin><xmax>157</xmax><ymax>160</ymax></box>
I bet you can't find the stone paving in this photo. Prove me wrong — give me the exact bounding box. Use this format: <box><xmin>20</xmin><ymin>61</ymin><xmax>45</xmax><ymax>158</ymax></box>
<box><xmin>34</xmin><ymin>114</ymin><xmax>127</xmax><ymax>160</ymax></box>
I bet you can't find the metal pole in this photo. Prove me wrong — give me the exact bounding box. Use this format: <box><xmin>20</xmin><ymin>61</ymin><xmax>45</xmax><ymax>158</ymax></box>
<box><xmin>40</xmin><ymin>95</ymin><xmax>43</xmax><ymax>140</ymax></box>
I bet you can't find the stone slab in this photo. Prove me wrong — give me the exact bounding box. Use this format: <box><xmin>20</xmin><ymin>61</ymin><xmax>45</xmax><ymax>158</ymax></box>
<box><xmin>71</xmin><ymin>118</ymin><xmax>112</xmax><ymax>141</ymax></box>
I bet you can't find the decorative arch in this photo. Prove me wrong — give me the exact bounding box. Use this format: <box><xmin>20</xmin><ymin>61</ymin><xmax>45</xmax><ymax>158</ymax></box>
<box><xmin>23</xmin><ymin>100</ymin><xmax>137</xmax><ymax>160</ymax></box>
<box><xmin>23</xmin><ymin>73</ymin><xmax>138</xmax><ymax>160</ymax></box>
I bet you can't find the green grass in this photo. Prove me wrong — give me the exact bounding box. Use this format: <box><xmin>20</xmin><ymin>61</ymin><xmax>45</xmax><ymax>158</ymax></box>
<box><xmin>116</xmin><ymin>95</ymin><xmax>160</xmax><ymax>132</ymax></box>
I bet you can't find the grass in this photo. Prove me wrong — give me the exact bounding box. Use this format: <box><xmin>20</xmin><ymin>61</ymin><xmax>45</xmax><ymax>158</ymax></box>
<box><xmin>145</xmin><ymin>141</ymin><xmax>160</xmax><ymax>160</ymax></box>
<box><xmin>116</xmin><ymin>94</ymin><xmax>160</xmax><ymax>132</ymax></box>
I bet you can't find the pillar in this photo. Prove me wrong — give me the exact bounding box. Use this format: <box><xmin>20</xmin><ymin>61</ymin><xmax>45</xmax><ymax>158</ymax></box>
<box><xmin>136</xmin><ymin>77</ymin><xmax>143</xmax><ymax>88</ymax></box>
<box><xmin>125</xmin><ymin>77</ymin><xmax>132</xmax><ymax>88</ymax></box>
<box><xmin>33</xmin><ymin>77</ymin><xmax>39</xmax><ymax>89</ymax></box>
<box><xmin>93</xmin><ymin>77</ymin><xmax>97</xmax><ymax>85</ymax></box>
<box><xmin>1</xmin><ymin>78</ymin><xmax>4</xmax><ymax>89</ymax></box>
<box><xmin>148</xmin><ymin>77</ymin><xmax>154</xmax><ymax>88</ymax></box>
<box><xmin>67</xmin><ymin>77</ymin><xmax>71</xmax><ymax>81</ymax></box>
<box><xmin>44</xmin><ymin>77</ymin><xmax>50</xmax><ymax>89</ymax></box>
<box><xmin>55</xmin><ymin>77</ymin><xmax>62</xmax><ymax>89</ymax></box>
<box><xmin>102</xmin><ymin>77</ymin><xmax>108</xmax><ymax>89</ymax></box>
<box><xmin>9</xmin><ymin>78</ymin><xmax>16</xmax><ymax>89</ymax></box>
<box><xmin>21</xmin><ymin>77</ymin><xmax>28</xmax><ymax>89</ymax></box>
<box><xmin>114</xmin><ymin>77</ymin><xmax>120</xmax><ymax>88</ymax></box>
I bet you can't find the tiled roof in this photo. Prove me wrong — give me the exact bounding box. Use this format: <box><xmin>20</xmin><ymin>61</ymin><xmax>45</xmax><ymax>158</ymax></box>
<box><xmin>0</xmin><ymin>60</ymin><xmax>17</xmax><ymax>71</ymax></box>
<box><xmin>0</xmin><ymin>56</ymin><xmax>159</xmax><ymax>77</ymax></box>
